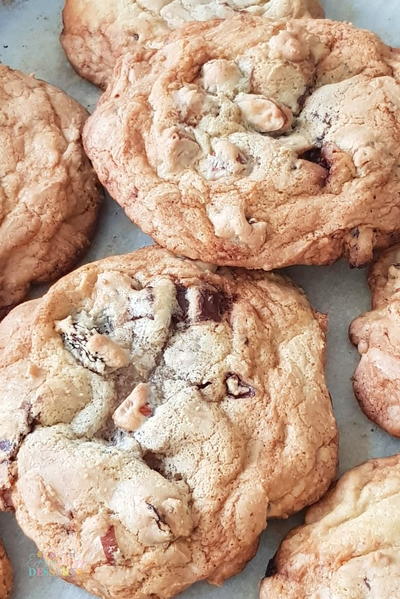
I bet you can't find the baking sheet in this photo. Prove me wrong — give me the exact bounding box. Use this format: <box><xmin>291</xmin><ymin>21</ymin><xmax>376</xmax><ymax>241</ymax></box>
<box><xmin>0</xmin><ymin>1</ymin><xmax>399</xmax><ymax>597</ymax></box>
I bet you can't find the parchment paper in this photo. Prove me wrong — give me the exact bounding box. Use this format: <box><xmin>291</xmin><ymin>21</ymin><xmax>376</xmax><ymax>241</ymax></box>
<box><xmin>0</xmin><ymin>1</ymin><xmax>399</xmax><ymax>597</ymax></box>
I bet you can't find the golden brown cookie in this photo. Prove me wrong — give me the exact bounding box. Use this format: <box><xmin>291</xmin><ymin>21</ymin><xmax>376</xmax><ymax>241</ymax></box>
<box><xmin>0</xmin><ymin>542</ymin><xmax>12</xmax><ymax>599</ymax></box>
<box><xmin>0</xmin><ymin>64</ymin><xmax>101</xmax><ymax>319</ymax></box>
<box><xmin>260</xmin><ymin>455</ymin><xmax>400</xmax><ymax>599</ymax></box>
<box><xmin>61</xmin><ymin>0</ymin><xmax>324</xmax><ymax>89</ymax></box>
<box><xmin>83</xmin><ymin>16</ymin><xmax>400</xmax><ymax>270</ymax></box>
<box><xmin>350</xmin><ymin>244</ymin><xmax>400</xmax><ymax>436</ymax></box>
<box><xmin>0</xmin><ymin>246</ymin><xmax>337</xmax><ymax>599</ymax></box>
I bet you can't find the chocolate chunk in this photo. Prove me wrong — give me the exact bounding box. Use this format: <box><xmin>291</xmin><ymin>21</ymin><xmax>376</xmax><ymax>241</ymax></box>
<box><xmin>198</xmin><ymin>289</ymin><xmax>232</xmax><ymax>323</ymax></box>
<box><xmin>100</xmin><ymin>526</ymin><xmax>118</xmax><ymax>565</ymax></box>
<box><xmin>175</xmin><ymin>284</ymin><xmax>189</xmax><ymax>320</ymax></box>
<box><xmin>351</xmin><ymin>227</ymin><xmax>360</xmax><ymax>239</ymax></box>
<box><xmin>265</xmin><ymin>555</ymin><xmax>278</xmax><ymax>578</ymax></box>
<box><xmin>225</xmin><ymin>373</ymin><xmax>255</xmax><ymax>398</ymax></box>
<box><xmin>174</xmin><ymin>284</ymin><xmax>233</xmax><ymax>324</ymax></box>
<box><xmin>143</xmin><ymin>452</ymin><xmax>165</xmax><ymax>475</ymax></box>
<box><xmin>299</xmin><ymin>147</ymin><xmax>330</xmax><ymax>171</ymax></box>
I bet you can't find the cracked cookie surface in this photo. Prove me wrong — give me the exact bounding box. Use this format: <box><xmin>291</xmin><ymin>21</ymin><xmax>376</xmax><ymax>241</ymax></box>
<box><xmin>0</xmin><ymin>542</ymin><xmax>11</xmax><ymax>599</ymax></box>
<box><xmin>0</xmin><ymin>65</ymin><xmax>101</xmax><ymax>319</ymax></box>
<box><xmin>260</xmin><ymin>455</ymin><xmax>400</xmax><ymax>599</ymax></box>
<box><xmin>61</xmin><ymin>0</ymin><xmax>324</xmax><ymax>89</ymax></box>
<box><xmin>84</xmin><ymin>16</ymin><xmax>400</xmax><ymax>269</ymax></box>
<box><xmin>350</xmin><ymin>244</ymin><xmax>400</xmax><ymax>436</ymax></box>
<box><xmin>0</xmin><ymin>246</ymin><xmax>337</xmax><ymax>599</ymax></box>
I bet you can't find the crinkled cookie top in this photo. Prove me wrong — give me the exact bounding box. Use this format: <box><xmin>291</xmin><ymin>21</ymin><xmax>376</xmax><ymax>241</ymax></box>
<box><xmin>84</xmin><ymin>16</ymin><xmax>400</xmax><ymax>270</ymax></box>
<box><xmin>61</xmin><ymin>0</ymin><xmax>324</xmax><ymax>88</ymax></box>
<box><xmin>0</xmin><ymin>65</ymin><xmax>101</xmax><ymax>319</ymax></box>
<box><xmin>350</xmin><ymin>244</ymin><xmax>400</xmax><ymax>437</ymax></box>
<box><xmin>0</xmin><ymin>247</ymin><xmax>337</xmax><ymax>599</ymax></box>
<box><xmin>260</xmin><ymin>455</ymin><xmax>400</xmax><ymax>599</ymax></box>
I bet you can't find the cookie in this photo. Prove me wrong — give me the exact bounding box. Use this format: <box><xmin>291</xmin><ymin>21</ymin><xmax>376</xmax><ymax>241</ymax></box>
<box><xmin>0</xmin><ymin>247</ymin><xmax>337</xmax><ymax>599</ymax></box>
<box><xmin>61</xmin><ymin>0</ymin><xmax>324</xmax><ymax>89</ymax></box>
<box><xmin>260</xmin><ymin>454</ymin><xmax>400</xmax><ymax>599</ymax></box>
<box><xmin>0</xmin><ymin>542</ymin><xmax>12</xmax><ymax>599</ymax></box>
<box><xmin>350</xmin><ymin>244</ymin><xmax>400</xmax><ymax>436</ymax></box>
<box><xmin>0</xmin><ymin>64</ymin><xmax>101</xmax><ymax>319</ymax></box>
<box><xmin>83</xmin><ymin>16</ymin><xmax>400</xmax><ymax>270</ymax></box>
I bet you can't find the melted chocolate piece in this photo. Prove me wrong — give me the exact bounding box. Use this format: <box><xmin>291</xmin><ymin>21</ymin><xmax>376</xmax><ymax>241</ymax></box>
<box><xmin>175</xmin><ymin>284</ymin><xmax>189</xmax><ymax>320</ymax></box>
<box><xmin>265</xmin><ymin>555</ymin><xmax>278</xmax><ymax>578</ymax></box>
<box><xmin>143</xmin><ymin>452</ymin><xmax>165</xmax><ymax>475</ymax></box>
<box><xmin>198</xmin><ymin>289</ymin><xmax>232</xmax><ymax>323</ymax></box>
<box><xmin>100</xmin><ymin>526</ymin><xmax>118</xmax><ymax>565</ymax></box>
<box><xmin>174</xmin><ymin>284</ymin><xmax>233</xmax><ymax>324</ymax></box>
<box><xmin>299</xmin><ymin>147</ymin><xmax>330</xmax><ymax>171</ymax></box>
<box><xmin>225</xmin><ymin>373</ymin><xmax>255</xmax><ymax>398</ymax></box>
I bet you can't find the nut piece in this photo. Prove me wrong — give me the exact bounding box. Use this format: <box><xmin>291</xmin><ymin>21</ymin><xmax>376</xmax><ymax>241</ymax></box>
<box><xmin>86</xmin><ymin>333</ymin><xmax>130</xmax><ymax>369</ymax></box>
<box><xmin>236</xmin><ymin>93</ymin><xmax>293</xmax><ymax>133</ymax></box>
<box><xmin>207</xmin><ymin>202</ymin><xmax>267</xmax><ymax>249</ymax></box>
<box><xmin>113</xmin><ymin>383</ymin><xmax>152</xmax><ymax>432</ymax></box>
<box><xmin>269</xmin><ymin>29</ymin><xmax>309</xmax><ymax>62</ymax></box>
<box><xmin>173</xmin><ymin>85</ymin><xmax>216</xmax><ymax>122</ymax></box>
<box><xmin>159</xmin><ymin>127</ymin><xmax>201</xmax><ymax>176</ymax></box>
<box><xmin>201</xmin><ymin>139</ymin><xmax>247</xmax><ymax>180</ymax></box>
<box><xmin>201</xmin><ymin>59</ymin><xmax>243</xmax><ymax>96</ymax></box>
<box><xmin>225</xmin><ymin>373</ymin><xmax>255</xmax><ymax>398</ymax></box>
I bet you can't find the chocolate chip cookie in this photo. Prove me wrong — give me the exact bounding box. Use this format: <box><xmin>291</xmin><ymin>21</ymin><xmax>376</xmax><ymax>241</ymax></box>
<box><xmin>61</xmin><ymin>0</ymin><xmax>324</xmax><ymax>89</ymax></box>
<box><xmin>350</xmin><ymin>244</ymin><xmax>400</xmax><ymax>436</ymax></box>
<box><xmin>0</xmin><ymin>247</ymin><xmax>337</xmax><ymax>599</ymax></box>
<box><xmin>260</xmin><ymin>454</ymin><xmax>400</xmax><ymax>599</ymax></box>
<box><xmin>0</xmin><ymin>65</ymin><xmax>101</xmax><ymax>319</ymax></box>
<box><xmin>0</xmin><ymin>542</ymin><xmax>11</xmax><ymax>599</ymax></box>
<box><xmin>84</xmin><ymin>16</ymin><xmax>400</xmax><ymax>270</ymax></box>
